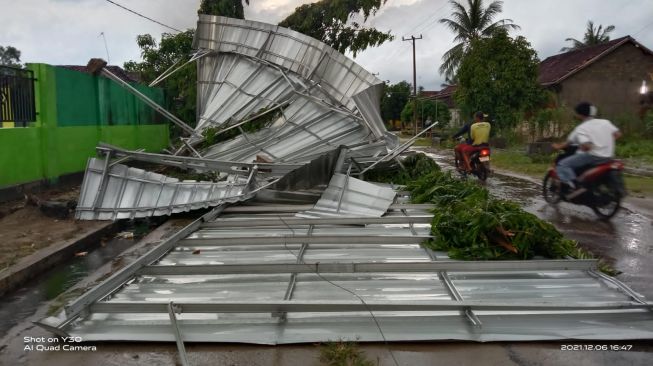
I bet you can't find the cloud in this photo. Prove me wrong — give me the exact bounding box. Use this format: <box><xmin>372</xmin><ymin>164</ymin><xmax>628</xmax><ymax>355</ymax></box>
<box><xmin>1</xmin><ymin>0</ymin><xmax>652</xmax><ymax>91</ymax></box>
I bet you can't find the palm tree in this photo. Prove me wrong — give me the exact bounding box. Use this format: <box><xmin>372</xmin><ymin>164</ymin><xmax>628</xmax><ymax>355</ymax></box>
<box><xmin>439</xmin><ymin>0</ymin><xmax>519</xmax><ymax>81</ymax></box>
<box><xmin>560</xmin><ymin>21</ymin><xmax>616</xmax><ymax>52</ymax></box>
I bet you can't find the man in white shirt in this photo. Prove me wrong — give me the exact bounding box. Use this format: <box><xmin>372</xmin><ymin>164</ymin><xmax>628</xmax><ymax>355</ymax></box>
<box><xmin>552</xmin><ymin>102</ymin><xmax>622</xmax><ymax>190</ymax></box>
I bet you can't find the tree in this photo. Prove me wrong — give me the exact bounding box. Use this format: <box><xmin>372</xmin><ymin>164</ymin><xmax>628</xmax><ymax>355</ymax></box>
<box><xmin>125</xmin><ymin>1</ymin><xmax>250</xmax><ymax>134</ymax></box>
<box><xmin>560</xmin><ymin>21</ymin><xmax>615</xmax><ymax>52</ymax></box>
<box><xmin>198</xmin><ymin>0</ymin><xmax>250</xmax><ymax>18</ymax></box>
<box><xmin>400</xmin><ymin>98</ymin><xmax>451</xmax><ymax>128</ymax></box>
<box><xmin>381</xmin><ymin>81</ymin><xmax>411</xmax><ymax>123</ymax></box>
<box><xmin>454</xmin><ymin>29</ymin><xmax>544</xmax><ymax>129</ymax></box>
<box><xmin>125</xmin><ymin>31</ymin><xmax>197</xmax><ymax>131</ymax></box>
<box><xmin>438</xmin><ymin>0</ymin><xmax>519</xmax><ymax>81</ymax></box>
<box><xmin>0</xmin><ymin>45</ymin><xmax>21</xmax><ymax>67</ymax></box>
<box><xmin>279</xmin><ymin>0</ymin><xmax>393</xmax><ymax>56</ymax></box>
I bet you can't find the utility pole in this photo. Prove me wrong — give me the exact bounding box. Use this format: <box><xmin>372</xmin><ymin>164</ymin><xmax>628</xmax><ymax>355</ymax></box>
<box><xmin>403</xmin><ymin>35</ymin><xmax>422</xmax><ymax>136</ymax></box>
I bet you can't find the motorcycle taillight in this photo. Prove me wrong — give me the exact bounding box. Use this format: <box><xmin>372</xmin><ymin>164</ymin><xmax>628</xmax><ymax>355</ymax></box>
<box><xmin>480</xmin><ymin>149</ymin><xmax>490</xmax><ymax>156</ymax></box>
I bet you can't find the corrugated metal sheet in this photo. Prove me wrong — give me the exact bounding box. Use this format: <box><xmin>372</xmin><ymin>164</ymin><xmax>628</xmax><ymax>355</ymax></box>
<box><xmin>297</xmin><ymin>173</ymin><xmax>396</xmax><ymax>218</ymax></box>
<box><xmin>76</xmin><ymin>16</ymin><xmax>396</xmax><ymax>220</ymax></box>
<box><xmin>44</xmin><ymin>200</ymin><xmax>653</xmax><ymax>344</ymax></box>
<box><xmin>75</xmin><ymin>158</ymin><xmax>255</xmax><ymax>220</ymax></box>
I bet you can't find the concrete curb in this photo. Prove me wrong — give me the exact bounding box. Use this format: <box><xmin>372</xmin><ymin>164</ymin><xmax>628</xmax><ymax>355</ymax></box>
<box><xmin>0</xmin><ymin>220</ymin><xmax>122</xmax><ymax>296</ymax></box>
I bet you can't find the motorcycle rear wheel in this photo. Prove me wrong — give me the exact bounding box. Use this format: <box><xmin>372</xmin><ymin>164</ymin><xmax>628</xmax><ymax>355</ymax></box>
<box><xmin>542</xmin><ymin>173</ymin><xmax>561</xmax><ymax>204</ymax></box>
<box><xmin>473</xmin><ymin>160</ymin><xmax>488</xmax><ymax>182</ymax></box>
<box><xmin>591</xmin><ymin>182</ymin><xmax>621</xmax><ymax>220</ymax></box>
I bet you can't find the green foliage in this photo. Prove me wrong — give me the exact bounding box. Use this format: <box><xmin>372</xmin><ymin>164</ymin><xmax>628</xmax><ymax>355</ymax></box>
<box><xmin>365</xmin><ymin>152</ymin><xmax>615</xmax><ymax>272</ymax></box>
<box><xmin>0</xmin><ymin>45</ymin><xmax>21</xmax><ymax>67</ymax></box>
<box><xmin>364</xmin><ymin>152</ymin><xmax>440</xmax><ymax>185</ymax></box>
<box><xmin>162</xmin><ymin>168</ymin><xmax>221</xmax><ymax>182</ymax></box>
<box><xmin>200</xmin><ymin>107</ymin><xmax>281</xmax><ymax>148</ymax></box>
<box><xmin>561</xmin><ymin>20</ymin><xmax>615</xmax><ymax>52</ymax></box>
<box><xmin>319</xmin><ymin>341</ymin><xmax>375</xmax><ymax>366</ymax></box>
<box><xmin>405</xmin><ymin>168</ymin><xmax>585</xmax><ymax>260</ymax></box>
<box><xmin>279</xmin><ymin>0</ymin><xmax>393</xmax><ymax>56</ymax></box>
<box><xmin>612</xmin><ymin>112</ymin><xmax>653</xmax><ymax>139</ymax></box>
<box><xmin>124</xmin><ymin>30</ymin><xmax>197</xmax><ymax>137</ymax></box>
<box><xmin>400</xmin><ymin>98</ymin><xmax>451</xmax><ymax>128</ymax></box>
<box><xmin>646</xmin><ymin>109</ymin><xmax>653</xmax><ymax>134</ymax></box>
<box><xmin>198</xmin><ymin>0</ymin><xmax>249</xmax><ymax>18</ymax></box>
<box><xmin>124</xmin><ymin>2</ymin><xmax>249</xmax><ymax>139</ymax></box>
<box><xmin>531</xmin><ymin>105</ymin><xmax>575</xmax><ymax>139</ymax></box>
<box><xmin>455</xmin><ymin>29</ymin><xmax>545</xmax><ymax>129</ymax></box>
<box><xmin>438</xmin><ymin>0</ymin><xmax>520</xmax><ymax>80</ymax></box>
<box><xmin>381</xmin><ymin>81</ymin><xmax>411</xmax><ymax>123</ymax></box>
<box><xmin>616</xmin><ymin>139</ymin><xmax>653</xmax><ymax>164</ymax></box>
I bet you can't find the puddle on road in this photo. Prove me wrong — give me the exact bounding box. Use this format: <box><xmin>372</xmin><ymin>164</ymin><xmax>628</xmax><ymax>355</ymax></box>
<box><xmin>415</xmin><ymin>147</ymin><xmax>653</xmax><ymax>299</ymax></box>
<box><xmin>0</xmin><ymin>238</ymin><xmax>134</xmax><ymax>335</ymax></box>
<box><xmin>0</xmin><ymin>221</ymin><xmax>159</xmax><ymax>335</ymax></box>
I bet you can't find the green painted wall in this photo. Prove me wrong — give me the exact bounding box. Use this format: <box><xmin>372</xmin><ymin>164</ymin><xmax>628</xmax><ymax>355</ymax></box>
<box><xmin>0</xmin><ymin>127</ymin><xmax>43</xmax><ymax>185</ymax></box>
<box><xmin>0</xmin><ymin>64</ymin><xmax>169</xmax><ymax>188</ymax></box>
<box><xmin>54</xmin><ymin>66</ymin><xmax>165</xmax><ymax>126</ymax></box>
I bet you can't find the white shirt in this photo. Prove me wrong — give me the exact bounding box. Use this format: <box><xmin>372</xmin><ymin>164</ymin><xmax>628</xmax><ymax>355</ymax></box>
<box><xmin>567</xmin><ymin>118</ymin><xmax>619</xmax><ymax>158</ymax></box>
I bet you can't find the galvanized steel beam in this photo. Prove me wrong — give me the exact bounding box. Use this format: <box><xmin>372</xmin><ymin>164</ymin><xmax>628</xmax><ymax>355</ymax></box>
<box><xmin>59</xmin><ymin>206</ymin><xmax>225</xmax><ymax>328</ymax></box>
<box><xmin>97</xmin><ymin>144</ymin><xmax>301</xmax><ymax>176</ymax></box>
<box><xmin>219</xmin><ymin>203</ymin><xmax>436</xmax><ymax>214</ymax></box>
<box><xmin>139</xmin><ymin>260</ymin><xmax>598</xmax><ymax>276</ymax></box>
<box><xmin>178</xmin><ymin>234</ymin><xmax>430</xmax><ymax>246</ymax></box>
<box><xmin>101</xmin><ymin>68</ymin><xmax>200</xmax><ymax>138</ymax></box>
<box><xmin>168</xmin><ymin>302</ymin><xmax>190</xmax><ymax>366</ymax></box>
<box><xmin>202</xmin><ymin>215</ymin><xmax>433</xmax><ymax>228</ymax></box>
<box><xmin>89</xmin><ymin>300</ymin><xmax>652</xmax><ymax>314</ymax></box>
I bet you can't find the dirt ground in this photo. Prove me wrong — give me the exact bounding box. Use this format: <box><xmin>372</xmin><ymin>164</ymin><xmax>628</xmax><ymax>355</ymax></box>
<box><xmin>0</xmin><ymin>186</ymin><xmax>107</xmax><ymax>270</ymax></box>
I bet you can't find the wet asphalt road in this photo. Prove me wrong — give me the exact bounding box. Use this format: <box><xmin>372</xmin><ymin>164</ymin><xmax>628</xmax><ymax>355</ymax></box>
<box><xmin>418</xmin><ymin>148</ymin><xmax>653</xmax><ymax>300</ymax></box>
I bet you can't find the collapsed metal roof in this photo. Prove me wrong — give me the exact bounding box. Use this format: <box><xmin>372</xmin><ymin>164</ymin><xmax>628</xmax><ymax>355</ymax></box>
<box><xmin>75</xmin><ymin>15</ymin><xmax>400</xmax><ymax>220</ymax></box>
<box><xmin>41</xmin><ymin>188</ymin><xmax>653</xmax><ymax>345</ymax></box>
<box><xmin>56</xmin><ymin>16</ymin><xmax>653</xmax><ymax>359</ymax></box>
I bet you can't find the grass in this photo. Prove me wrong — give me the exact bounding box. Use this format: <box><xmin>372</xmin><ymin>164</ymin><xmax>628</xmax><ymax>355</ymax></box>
<box><xmin>616</xmin><ymin>139</ymin><xmax>653</xmax><ymax>165</ymax></box>
<box><xmin>490</xmin><ymin>148</ymin><xmax>653</xmax><ymax>197</ymax></box>
<box><xmin>491</xmin><ymin>148</ymin><xmax>551</xmax><ymax>178</ymax></box>
<box><xmin>411</xmin><ymin>137</ymin><xmax>433</xmax><ymax>146</ymax></box>
<box><xmin>624</xmin><ymin>176</ymin><xmax>653</xmax><ymax>197</ymax></box>
<box><xmin>319</xmin><ymin>341</ymin><xmax>376</xmax><ymax>366</ymax></box>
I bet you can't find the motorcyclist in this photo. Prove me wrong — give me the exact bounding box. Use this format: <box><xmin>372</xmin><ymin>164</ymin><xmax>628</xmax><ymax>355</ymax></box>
<box><xmin>452</xmin><ymin>111</ymin><xmax>491</xmax><ymax>171</ymax></box>
<box><xmin>551</xmin><ymin>102</ymin><xmax>621</xmax><ymax>192</ymax></box>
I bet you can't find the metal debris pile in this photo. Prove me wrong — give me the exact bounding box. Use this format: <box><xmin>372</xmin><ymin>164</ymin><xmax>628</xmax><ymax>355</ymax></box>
<box><xmin>75</xmin><ymin>15</ymin><xmax>405</xmax><ymax>221</ymax></box>
<box><xmin>40</xmin><ymin>16</ymin><xmax>653</xmax><ymax>349</ymax></box>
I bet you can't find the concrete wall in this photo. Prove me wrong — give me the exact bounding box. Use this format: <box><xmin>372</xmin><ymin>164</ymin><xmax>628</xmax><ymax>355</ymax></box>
<box><xmin>0</xmin><ymin>64</ymin><xmax>169</xmax><ymax>188</ymax></box>
<box><xmin>555</xmin><ymin>42</ymin><xmax>653</xmax><ymax>119</ymax></box>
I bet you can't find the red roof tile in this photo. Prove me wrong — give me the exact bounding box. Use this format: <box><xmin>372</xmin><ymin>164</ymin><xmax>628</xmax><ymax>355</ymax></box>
<box><xmin>538</xmin><ymin>36</ymin><xmax>653</xmax><ymax>85</ymax></box>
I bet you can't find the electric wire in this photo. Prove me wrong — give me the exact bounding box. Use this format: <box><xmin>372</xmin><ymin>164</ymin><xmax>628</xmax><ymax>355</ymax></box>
<box><xmin>277</xmin><ymin>215</ymin><xmax>401</xmax><ymax>366</ymax></box>
<box><xmin>384</xmin><ymin>0</ymin><xmax>449</xmax><ymax>62</ymax></box>
<box><xmin>105</xmin><ymin>0</ymin><xmax>183</xmax><ymax>33</ymax></box>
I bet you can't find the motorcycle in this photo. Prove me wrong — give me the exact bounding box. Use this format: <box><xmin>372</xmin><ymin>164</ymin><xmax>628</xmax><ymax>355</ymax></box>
<box><xmin>454</xmin><ymin>136</ymin><xmax>491</xmax><ymax>182</ymax></box>
<box><xmin>542</xmin><ymin>146</ymin><xmax>626</xmax><ymax>220</ymax></box>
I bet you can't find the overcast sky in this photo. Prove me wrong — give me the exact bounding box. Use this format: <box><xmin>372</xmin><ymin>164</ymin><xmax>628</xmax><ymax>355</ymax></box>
<box><xmin>3</xmin><ymin>0</ymin><xmax>653</xmax><ymax>90</ymax></box>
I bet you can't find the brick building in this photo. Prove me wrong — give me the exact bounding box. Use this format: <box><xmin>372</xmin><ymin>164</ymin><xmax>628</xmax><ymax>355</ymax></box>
<box><xmin>538</xmin><ymin>36</ymin><xmax>653</xmax><ymax>119</ymax></box>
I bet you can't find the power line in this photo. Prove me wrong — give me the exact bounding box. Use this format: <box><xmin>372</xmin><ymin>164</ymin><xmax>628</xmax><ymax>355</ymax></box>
<box><xmin>277</xmin><ymin>216</ymin><xmax>401</xmax><ymax>366</ymax></box>
<box><xmin>633</xmin><ymin>19</ymin><xmax>653</xmax><ymax>36</ymax></box>
<box><xmin>413</xmin><ymin>1</ymin><xmax>450</xmax><ymax>35</ymax></box>
<box><xmin>104</xmin><ymin>0</ymin><xmax>183</xmax><ymax>33</ymax></box>
<box><xmin>383</xmin><ymin>1</ymin><xmax>449</xmax><ymax>65</ymax></box>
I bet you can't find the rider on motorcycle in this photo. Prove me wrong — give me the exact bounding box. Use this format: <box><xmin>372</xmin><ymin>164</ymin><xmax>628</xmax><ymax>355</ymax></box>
<box><xmin>452</xmin><ymin>111</ymin><xmax>491</xmax><ymax>172</ymax></box>
<box><xmin>551</xmin><ymin>102</ymin><xmax>622</xmax><ymax>193</ymax></box>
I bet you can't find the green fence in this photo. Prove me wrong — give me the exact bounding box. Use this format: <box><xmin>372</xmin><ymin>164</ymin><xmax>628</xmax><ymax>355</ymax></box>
<box><xmin>54</xmin><ymin>66</ymin><xmax>164</xmax><ymax>126</ymax></box>
<box><xmin>0</xmin><ymin>64</ymin><xmax>169</xmax><ymax>188</ymax></box>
